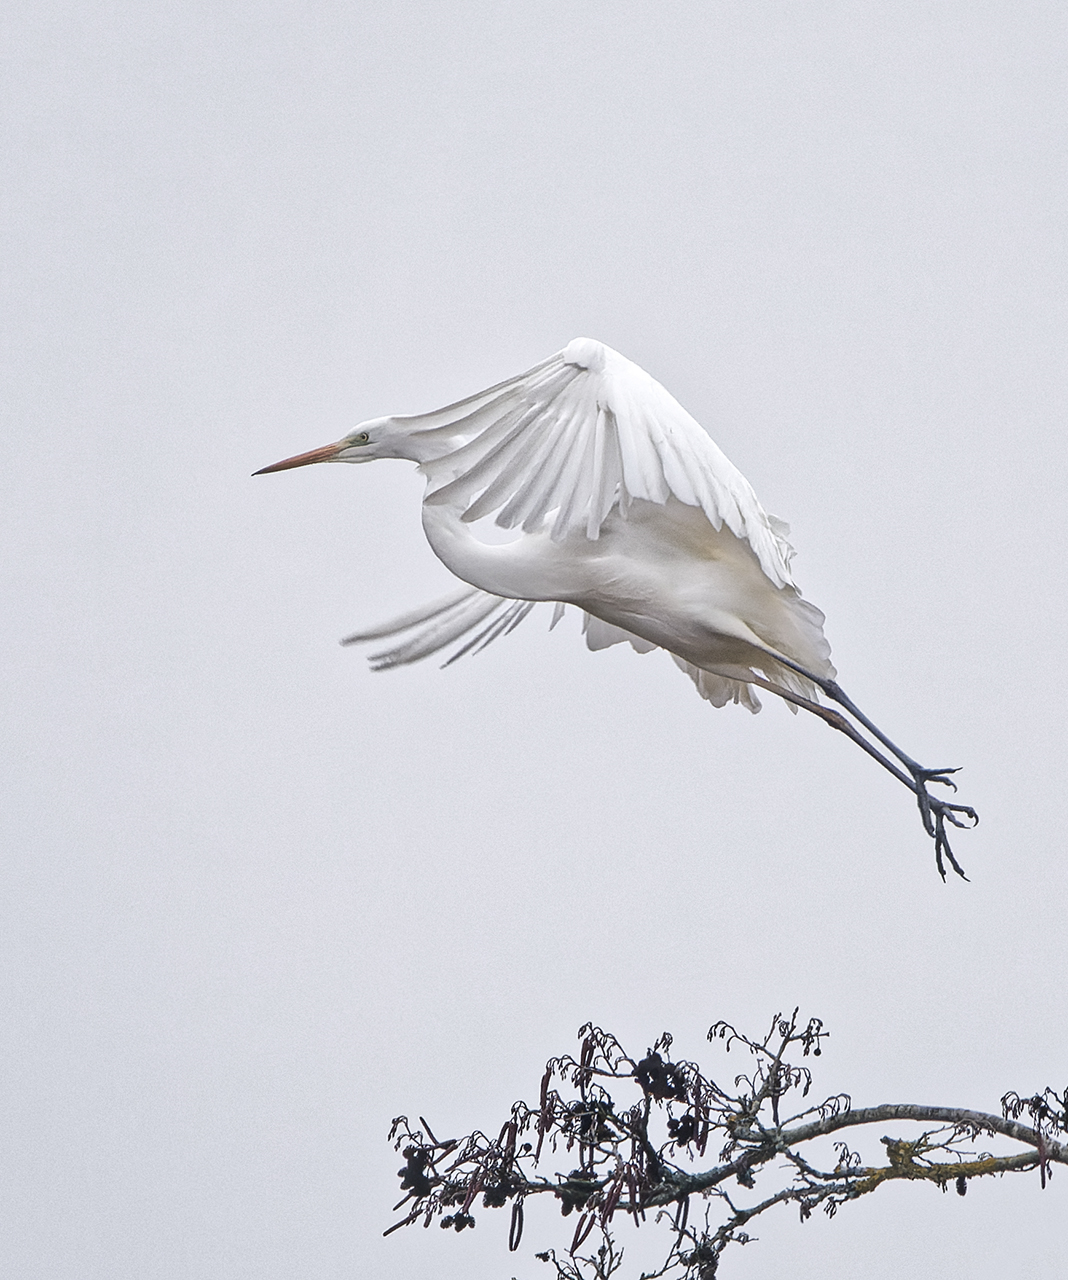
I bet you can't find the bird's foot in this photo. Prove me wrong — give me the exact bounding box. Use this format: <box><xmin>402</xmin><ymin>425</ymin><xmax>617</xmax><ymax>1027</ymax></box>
<box><xmin>912</xmin><ymin>776</ymin><xmax>978</xmax><ymax>881</ymax></box>
<box><xmin>765</xmin><ymin>676</ymin><xmax>980</xmax><ymax>879</ymax></box>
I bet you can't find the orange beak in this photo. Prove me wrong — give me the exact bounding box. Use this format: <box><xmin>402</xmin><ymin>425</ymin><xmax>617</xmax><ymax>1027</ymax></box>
<box><xmin>253</xmin><ymin>441</ymin><xmax>346</xmax><ymax>475</ymax></box>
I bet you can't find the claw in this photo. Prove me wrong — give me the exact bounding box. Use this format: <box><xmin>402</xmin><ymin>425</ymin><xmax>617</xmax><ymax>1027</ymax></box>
<box><xmin>929</xmin><ymin>797</ymin><xmax>977</xmax><ymax>881</ymax></box>
<box><xmin>926</xmin><ymin>776</ymin><xmax>958</xmax><ymax>792</ymax></box>
<box><xmin>934</xmin><ymin>819</ymin><xmax>969</xmax><ymax>882</ymax></box>
<box><xmin>940</xmin><ymin>803</ymin><xmax>978</xmax><ymax>829</ymax></box>
<box><xmin>913</xmin><ymin>766</ymin><xmax>960</xmax><ymax>792</ymax></box>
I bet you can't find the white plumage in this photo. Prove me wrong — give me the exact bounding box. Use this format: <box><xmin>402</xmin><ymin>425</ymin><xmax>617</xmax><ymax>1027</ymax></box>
<box><xmin>256</xmin><ymin>338</ymin><xmax>976</xmax><ymax>875</ymax></box>
<box><xmin>412</xmin><ymin>338</ymin><xmax>792</xmax><ymax>579</ymax></box>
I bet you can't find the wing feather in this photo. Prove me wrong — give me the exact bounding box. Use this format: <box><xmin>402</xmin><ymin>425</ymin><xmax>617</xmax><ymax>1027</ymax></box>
<box><xmin>338</xmin><ymin>587</ymin><xmax>475</xmax><ymax>641</ymax></box>
<box><xmin>342</xmin><ymin>585</ymin><xmax>789</xmax><ymax>718</ymax></box>
<box><xmin>613</xmin><ymin>395</ymin><xmax>671</xmax><ymax>505</ymax></box>
<box><xmin>551</xmin><ymin>391</ymin><xmax>599</xmax><ymax>539</ymax></box>
<box><xmin>421</xmin><ymin>368</ymin><xmax>581</xmax><ymax>510</ymax></box>
<box><xmin>340</xmin><ymin>587</ymin><xmax>543</xmax><ymax>670</ymax></box>
<box><xmin>340</xmin><ymin>589</ymin><xmax>506</xmax><ymax>669</ymax></box>
<box><xmin>586</xmin><ymin>405</ymin><xmax>618</xmax><ymax>538</ymax></box>
<box><xmin>449</xmin><ymin>406</ymin><xmax>561</xmax><ymax>522</ymax></box>
<box><xmin>522</xmin><ymin>394</ymin><xmax>596</xmax><ymax>534</ymax></box>
<box><xmin>442</xmin><ymin>599</ymin><xmax>537</xmax><ymax>665</ymax></box>
<box><xmin>342</xmin><ymin>586</ymin><xmax>665</xmax><ymax>673</ymax></box>
<box><xmin>401</xmin><ymin>339</ymin><xmax>796</xmax><ymax>587</ymax></box>
<box><xmin>494</xmin><ymin>408</ymin><xmax>576</xmax><ymax>531</ymax></box>
<box><xmin>396</xmin><ymin>356</ymin><xmax>561</xmax><ymax>436</ymax></box>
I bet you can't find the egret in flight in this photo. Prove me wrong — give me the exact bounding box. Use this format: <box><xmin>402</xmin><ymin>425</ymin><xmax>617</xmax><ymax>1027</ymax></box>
<box><xmin>256</xmin><ymin>338</ymin><xmax>976</xmax><ymax>876</ymax></box>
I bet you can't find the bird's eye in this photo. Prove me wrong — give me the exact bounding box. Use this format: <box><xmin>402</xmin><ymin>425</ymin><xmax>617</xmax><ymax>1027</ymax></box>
<box><xmin>353</xmin><ymin>432</ymin><xmax>370</xmax><ymax>445</ymax></box>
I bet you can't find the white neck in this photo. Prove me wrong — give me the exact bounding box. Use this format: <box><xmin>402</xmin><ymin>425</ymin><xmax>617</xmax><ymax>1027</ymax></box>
<box><xmin>419</xmin><ymin>502</ymin><xmax>583</xmax><ymax>602</ymax></box>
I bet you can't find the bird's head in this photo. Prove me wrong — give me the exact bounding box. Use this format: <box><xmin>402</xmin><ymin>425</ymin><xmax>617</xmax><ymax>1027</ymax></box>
<box><xmin>254</xmin><ymin>417</ymin><xmax>409</xmax><ymax>475</ymax></box>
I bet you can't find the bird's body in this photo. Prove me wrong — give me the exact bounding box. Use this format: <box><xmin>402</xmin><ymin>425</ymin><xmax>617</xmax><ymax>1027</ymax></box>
<box><xmin>257</xmin><ymin>337</ymin><xmax>976</xmax><ymax>874</ymax></box>
<box><xmin>419</xmin><ymin>494</ymin><xmax>833</xmax><ymax>710</ymax></box>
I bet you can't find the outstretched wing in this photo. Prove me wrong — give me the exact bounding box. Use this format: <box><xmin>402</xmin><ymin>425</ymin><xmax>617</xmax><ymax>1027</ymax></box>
<box><xmin>341</xmin><ymin>587</ymin><xmax>766</xmax><ymax>713</ymax></box>
<box><xmin>387</xmin><ymin>338</ymin><xmax>796</xmax><ymax>588</ymax></box>
<box><xmin>340</xmin><ymin>587</ymin><xmax>659</xmax><ymax>670</ymax></box>
<box><xmin>340</xmin><ymin>587</ymin><xmax>537</xmax><ymax>670</ymax></box>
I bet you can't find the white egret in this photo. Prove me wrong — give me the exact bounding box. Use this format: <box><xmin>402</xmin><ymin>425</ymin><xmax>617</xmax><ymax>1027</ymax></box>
<box><xmin>256</xmin><ymin>338</ymin><xmax>976</xmax><ymax>876</ymax></box>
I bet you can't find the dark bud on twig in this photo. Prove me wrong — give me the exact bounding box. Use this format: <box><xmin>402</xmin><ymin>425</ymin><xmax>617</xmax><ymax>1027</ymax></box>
<box><xmin>667</xmin><ymin>1113</ymin><xmax>697</xmax><ymax>1145</ymax></box>
<box><xmin>682</xmin><ymin>1240</ymin><xmax>719</xmax><ymax>1279</ymax></box>
<box><xmin>482</xmin><ymin>1180</ymin><xmax>518</xmax><ymax>1208</ymax></box>
<box><xmin>635</xmin><ymin>1050</ymin><xmax>687</xmax><ymax>1101</ymax></box>
<box><xmin>397</xmin><ymin>1146</ymin><xmax>433</xmax><ymax>1197</ymax></box>
<box><xmin>440</xmin><ymin>1213</ymin><xmax>475</xmax><ymax>1231</ymax></box>
<box><xmin>555</xmin><ymin>1171</ymin><xmax>600</xmax><ymax>1216</ymax></box>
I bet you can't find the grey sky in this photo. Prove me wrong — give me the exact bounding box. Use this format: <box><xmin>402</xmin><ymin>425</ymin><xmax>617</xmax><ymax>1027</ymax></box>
<box><xmin>3</xmin><ymin>3</ymin><xmax>1066</xmax><ymax>1276</ymax></box>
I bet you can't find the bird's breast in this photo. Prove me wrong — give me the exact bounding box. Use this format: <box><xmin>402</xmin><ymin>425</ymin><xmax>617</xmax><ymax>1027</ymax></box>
<box><xmin>423</xmin><ymin>496</ymin><xmax>765</xmax><ymax>619</ymax></box>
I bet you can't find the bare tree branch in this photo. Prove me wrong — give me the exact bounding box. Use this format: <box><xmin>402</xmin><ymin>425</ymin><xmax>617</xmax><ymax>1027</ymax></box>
<box><xmin>385</xmin><ymin>1011</ymin><xmax>1066</xmax><ymax>1278</ymax></box>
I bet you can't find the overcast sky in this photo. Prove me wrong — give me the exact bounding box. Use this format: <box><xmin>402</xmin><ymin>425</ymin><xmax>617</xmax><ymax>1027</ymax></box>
<box><xmin>3</xmin><ymin>3</ymin><xmax>1067</xmax><ymax>1277</ymax></box>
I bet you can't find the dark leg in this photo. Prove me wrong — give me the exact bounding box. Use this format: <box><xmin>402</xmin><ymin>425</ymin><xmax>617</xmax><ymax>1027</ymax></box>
<box><xmin>743</xmin><ymin>670</ymin><xmax>977</xmax><ymax>880</ymax></box>
<box><xmin>756</xmin><ymin>650</ymin><xmax>961</xmax><ymax>781</ymax></box>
